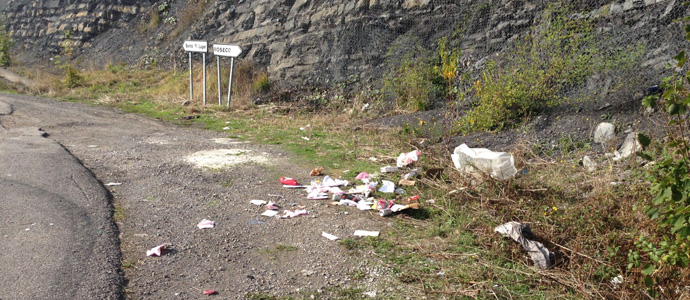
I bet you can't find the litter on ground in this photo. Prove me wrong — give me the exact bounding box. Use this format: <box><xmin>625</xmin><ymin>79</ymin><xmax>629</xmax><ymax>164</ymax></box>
<box><xmin>380</xmin><ymin>166</ymin><xmax>398</xmax><ymax>173</ymax></box>
<box><xmin>281</xmin><ymin>209</ymin><xmax>309</xmax><ymax>218</ymax></box>
<box><xmin>146</xmin><ymin>244</ymin><xmax>167</xmax><ymax>257</ymax></box>
<box><xmin>250</xmin><ymin>200</ymin><xmax>267</xmax><ymax>206</ymax></box>
<box><xmin>397</xmin><ymin>150</ymin><xmax>421</xmax><ymax>168</ymax></box>
<box><xmin>378</xmin><ymin>180</ymin><xmax>395</xmax><ymax>193</ymax></box>
<box><xmin>310</xmin><ymin>167</ymin><xmax>324</xmax><ymax>176</ymax></box>
<box><xmin>322</xmin><ymin>232</ymin><xmax>339</xmax><ymax>241</ymax></box>
<box><xmin>494</xmin><ymin>222</ymin><xmax>553</xmax><ymax>268</ymax></box>
<box><xmin>202</xmin><ymin>289</ymin><xmax>217</xmax><ymax>295</ymax></box>
<box><xmin>452</xmin><ymin>144</ymin><xmax>517</xmax><ymax>180</ymax></box>
<box><xmin>197</xmin><ymin>219</ymin><xmax>215</xmax><ymax>229</ymax></box>
<box><xmin>354</xmin><ymin>230</ymin><xmax>379</xmax><ymax>237</ymax></box>
<box><xmin>280</xmin><ymin>177</ymin><xmax>299</xmax><ymax>186</ymax></box>
<box><xmin>261</xmin><ymin>210</ymin><xmax>279</xmax><ymax>217</ymax></box>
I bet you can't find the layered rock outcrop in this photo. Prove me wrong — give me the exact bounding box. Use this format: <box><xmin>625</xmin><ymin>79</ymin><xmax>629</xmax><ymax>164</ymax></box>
<box><xmin>3</xmin><ymin>0</ymin><xmax>688</xmax><ymax>87</ymax></box>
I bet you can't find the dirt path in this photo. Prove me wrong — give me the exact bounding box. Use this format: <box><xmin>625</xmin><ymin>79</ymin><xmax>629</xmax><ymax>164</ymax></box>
<box><xmin>0</xmin><ymin>93</ymin><xmax>391</xmax><ymax>299</ymax></box>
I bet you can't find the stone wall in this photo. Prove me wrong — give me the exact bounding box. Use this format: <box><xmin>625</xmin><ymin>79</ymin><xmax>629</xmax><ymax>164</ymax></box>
<box><xmin>4</xmin><ymin>0</ymin><xmax>146</xmax><ymax>57</ymax></box>
<box><xmin>198</xmin><ymin>0</ymin><xmax>686</xmax><ymax>86</ymax></box>
<box><xmin>2</xmin><ymin>0</ymin><xmax>688</xmax><ymax>88</ymax></box>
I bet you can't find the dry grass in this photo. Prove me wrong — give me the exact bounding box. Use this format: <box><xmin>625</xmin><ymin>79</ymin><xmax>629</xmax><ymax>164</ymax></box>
<box><xmin>12</xmin><ymin>62</ymin><xmax>690</xmax><ymax>299</ymax></box>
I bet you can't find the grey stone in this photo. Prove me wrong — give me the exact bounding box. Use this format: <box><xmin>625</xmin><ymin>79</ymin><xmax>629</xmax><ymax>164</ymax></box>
<box><xmin>0</xmin><ymin>101</ymin><xmax>13</xmax><ymax>115</ymax></box>
<box><xmin>594</xmin><ymin>122</ymin><xmax>616</xmax><ymax>144</ymax></box>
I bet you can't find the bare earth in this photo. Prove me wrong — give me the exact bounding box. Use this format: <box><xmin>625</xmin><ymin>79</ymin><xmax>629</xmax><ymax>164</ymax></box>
<box><xmin>0</xmin><ymin>93</ymin><xmax>393</xmax><ymax>299</ymax></box>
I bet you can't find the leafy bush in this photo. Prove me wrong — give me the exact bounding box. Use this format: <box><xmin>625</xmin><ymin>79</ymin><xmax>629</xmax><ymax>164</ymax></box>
<box><xmin>0</xmin><ymin>22</ymin><xmax>14</xmax><ymax>67</ymax></box>
<box><xmin>383</xmin><ymin>48</ymin><xmax>443</xmax><ymax>112</ymax></box>
<box><xmin>459</xmin><ymin>3</ymin><xmax>596</xmax><ymax>132</ymax></box>
<box><xmin>632</xmin><ymin>24</ymin><xmax>690</xmax><ymax>292</ymax></box>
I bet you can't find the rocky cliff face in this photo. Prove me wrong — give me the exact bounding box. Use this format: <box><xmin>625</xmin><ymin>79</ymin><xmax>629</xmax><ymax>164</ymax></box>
<box><xmin>4</xmin><ymin>0</ymin><xmax>147</xmax><ymax>56</ymax></box>
<box><xmin>2</xmin><ymin>0</ymin><xmax>688</xmax><ymax>88</ymax></box>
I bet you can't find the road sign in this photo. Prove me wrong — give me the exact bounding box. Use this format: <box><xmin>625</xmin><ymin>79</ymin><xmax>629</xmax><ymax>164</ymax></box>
<box><xmin>183</xmin><ymin>40</ymin><xmax>208</xmax><ymax>53</ymax></box>
<box><xmin>213</xmin><ymin>44</ymin><xmax>242</xmax><ymax>57</ymax></box>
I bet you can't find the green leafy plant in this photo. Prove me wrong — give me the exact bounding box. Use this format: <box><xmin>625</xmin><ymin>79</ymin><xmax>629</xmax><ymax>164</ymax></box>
<box><xmin>633</xmin><ymin>20</ymin><xmax>690</xmax><ymax>291</ymax></box>
<box><xmin>54</xmin><ymin>30</ymin><xmax>83</xmax><ymax>88</ymax></box>
<box><xmin>435</xmin><ymin>37</ymin><xmax>460</xmax><ymax>98</ymax></box>
<box><xmin>383</xmin><ymin>47</ymin><xmax>443</xmax><ymax>112</ymax></box>
<box><xmin>0</xmin><ymin>22</ymin><xmax>14</xmax><ymax>67</ymax></box>
<box><xmin>459</xmin><ymin>3</ymin><xmax>596</xmax><ymax>132</ymax></box>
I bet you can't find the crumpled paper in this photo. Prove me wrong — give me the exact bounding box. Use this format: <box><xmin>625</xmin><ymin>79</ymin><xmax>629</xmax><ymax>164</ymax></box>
<box><xmin>494</xmin><ymin>222</ymin><xmax>553</xmax><ymax>268</ymax></box>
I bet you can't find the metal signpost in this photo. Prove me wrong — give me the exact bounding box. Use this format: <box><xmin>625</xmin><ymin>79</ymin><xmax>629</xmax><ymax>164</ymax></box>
<box><xmin>212</xmin><ymin>44</ymin><xmax>243</xmax><ymax>108</ymax></box>
<box><xmin>183</xmin><ymin>40</ymin><xmax>208</xmax><ymax>105</ymax></box>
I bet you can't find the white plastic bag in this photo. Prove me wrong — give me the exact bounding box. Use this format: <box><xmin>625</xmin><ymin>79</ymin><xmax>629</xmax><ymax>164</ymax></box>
<box><xmin>451</xmin><ymin>144</ymin><xmax>517</xmax><ymax>180</ymax></box>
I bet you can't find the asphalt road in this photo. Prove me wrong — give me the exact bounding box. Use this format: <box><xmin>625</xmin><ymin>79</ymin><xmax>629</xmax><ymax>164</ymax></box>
<box><xmin>0</xmin><ymin>97</ymin><xmax>123</xmax><ymax>299</ymax></box>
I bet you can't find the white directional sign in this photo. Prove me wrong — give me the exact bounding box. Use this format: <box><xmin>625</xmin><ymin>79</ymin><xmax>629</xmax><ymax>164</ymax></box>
<box><xmin>213</xmin><ymin>44</ymin><xmax>242</xmax><ymax>57</ymax></box>
<box><xmin>183</xmin><ymin>40</ymin><xmax>208</xmax><ymax>53</ymax></box>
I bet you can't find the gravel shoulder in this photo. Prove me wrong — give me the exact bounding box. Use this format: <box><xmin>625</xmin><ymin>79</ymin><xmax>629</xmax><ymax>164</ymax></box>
<box><xmin>0</xmin><ymin>93</ymin><xmax>392</xmax><ymax>299</ymax></box>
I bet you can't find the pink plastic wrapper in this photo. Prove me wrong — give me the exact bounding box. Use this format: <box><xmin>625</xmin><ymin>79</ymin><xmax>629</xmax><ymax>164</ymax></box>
<box><xmin>197</xmin><ymin>219</ymin><xmax>215</xmax><ymax>229</ymax></box>
<box><xmin>355</xmin><ymin>172</ymin><xmax>370</xmax><ymax>180</ymax></box>
<box><xmin>146</xmin><ymin>244</ymin><xmax>166</xmax><ymax>257</ymax></box>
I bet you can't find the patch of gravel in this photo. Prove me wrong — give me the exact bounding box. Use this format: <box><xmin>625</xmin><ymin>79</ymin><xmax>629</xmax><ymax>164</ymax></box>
<box><xmin>2</xmin><ymin>94</ymin><xmax>397</xmax><ymax>299</ymax></box>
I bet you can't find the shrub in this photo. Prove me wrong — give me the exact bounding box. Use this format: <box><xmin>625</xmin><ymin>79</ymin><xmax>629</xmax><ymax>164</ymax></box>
<box><xmin>459</xmin><ymin>3</ymin><xmax>596</xmax><ymax>132</ymax></box>
<box><xmin>0</xmin><ymin>22</ymin><xmax>14</xmax><ymax>67</ymax></box>
<box><xmin>633</xmin><ymin>24</ymin><xmax>690</xmax><ymax>294</ymax></box>
<box><xmin>383</xmin><ymin>48</ymin><xmax>443</xmax><ymax>112</ymax></box>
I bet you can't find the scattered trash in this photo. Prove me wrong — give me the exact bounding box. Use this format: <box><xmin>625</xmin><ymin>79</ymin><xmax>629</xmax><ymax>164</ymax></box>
<box><xmin>451</xmin><ymin>144</ymin><xmax>517</xmax><ymax>180</ymax></box>
<box><xmin>266</xmin><ymin>201</ymin><xmax>279</xmax><ymax>210</ymax></box>
<box><xmin>222</xmin><ymin>127</ymin><xmax>230</xmax><ymax>130</ymax></box>
<box><xmin>310</xmin><ymin>167</ymin><xmax>324</xmax><ymax>176</ymax></box>
<box><xmin>611</xmin><ymin>275</ymin><xmax>623</xmax><ymax>288</ymax></box>
<box><xmin>378</xmin><ymin>180</ymin><xmax>395</xmax><ymax>193</ymax></box>
<box><xmin>354</xmin><ymin>230</ymin><xmax>379</xmax><ymax>237</ymax></box>
<box><xmin>146</xmin><ymin>244</ymin><xmax>167</xmax><ymax>257</ymax></box>
<box><xmin>379</xmin><ymin>209</ymin><xmax>393</xmax><ymax>217</ymax></box>
<box><xmin>376</xmin><ymin>199</ymin><xmax>394</xmax><ymax>210</ymax></box>
<box><xmin>202</xmin><ymin>289</ymin><xmax>217</xmax><ymax>295</ymax></box>
<box><xmin>181</xmin><ymin>115</ymin><xmax>199</xmax><ymax>120</ymax></box>
<box><xmin>299</xmin><ymin>124</ymin><xmax>312</xmax><ymax>131</ymax></box>
<box><xmin>380</xmin><ymin>166</ymin><xmax>399</xmax><ymax>173</ymax></box>
<box><xmin>105</xmin><ymin>182</ymin><xmax>122</xmax><ymax>186</ymax></box>
<box><xmin>280</xmin><ymin>177</ymin><xmax>299</xmax><ymax>186</ymax></box>
<box><xmin>494</xmin><ymin>222</ymin><xmax>553</xmax><ymax>268</ymax></box>
<box><xmin>425</xmin><ymin>168</ymin><xmax>444</xmax><ymax>179</ymax></box>
<box><xmin>322</xmin><ymin>232</ymin><xmax>339</xmax><ymax>241</ymax></box>
<box><xmin>407</xmin><ymin>195</ymin><xmax>419</xmax><ymax>202</ymax></box>
<box><xmin>281</xmin><ymin>209</ymin><xmax>309</xmax><ymax>218</ymax></box>
<box><xmin>197</xmin><ymin>219</ymin><xmax>215</xmax><ymax>229</ymax></box>
<box><xmin>368</xmin><ymin>157</ymin><xmax>378</xmax><ymax>162</ymax></box>
<box><xmin>261</xmin><ymin>210</ymin><xmax>279</xmax><ymax>217</ymax></box>
<box><xmin>301</xmin><ymin>137</ymin><xmax>310</xmax><ymax>141</ymax></box>
<box><xmin>321</xmin><ymin>175</ymin><xmax>349</xmax><ymax>187</ymax></box>
<box><xmin>248</xmin><ymin>218</ymin><xmax>265</xmax><ymax>225</ymax></box>
<box><xmin>394</xmin><ymin>187</ymin><xmax>406</xmax><ymax>194</ymax></box>
<box><xmin>355</xmin><ymin>172</ymin><xmax>370</xmax><ymax>181</ymax></box>
<box><xmin>402</xmin><ymin>169</ymin><xmax>419</xmax><ymax>180</ymax></box>
<box><xmin>397</xmin><ymin>150</ymin><xmax>421</xmax><ymax>168</ymax></box>
<box><xmin>426</xmin><ymin>199</ymin><xmax>436</xmax><ymax>204</ymax></box>
<box><xmin>398</xmin><ymin>178</ymin><xmax>416</xmax><ymax>186</ymax></box>
<box><xmin>250</xmin><ymin>200</ymin><xmax>267</xmax><ymax>206</ymax></box>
